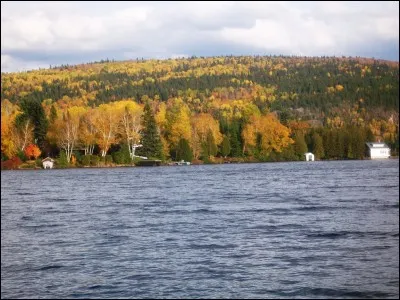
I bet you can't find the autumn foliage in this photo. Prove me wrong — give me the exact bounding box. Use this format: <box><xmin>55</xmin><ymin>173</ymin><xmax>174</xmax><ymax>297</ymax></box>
<box><xmin>1</xmin><ymin>156</ymin><xmax>22</xmax><ymax>170</ymax></box>
<box><xmin>242</xmin><ymin>114</ymin><xmax>294</xmax><ymax>156</ymax></box>
<box><xmin>24</xmin><ymin>144</ymin><xmax>41</xmax><ymax>160</ymax></box>
<box><xmin>1</xmin><ymin>55</ymin><xmax>399</xmax><ymax>163</ymax></box>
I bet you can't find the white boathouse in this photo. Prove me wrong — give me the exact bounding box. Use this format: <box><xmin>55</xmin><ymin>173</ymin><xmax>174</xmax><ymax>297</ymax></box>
<box><xmin>42</xmin><ymin>157</ymin><xmax>55</xmax><ymax>169</ymax></box>
<box><xmin>365</xmin><ymin>142</ymin><xmax>390</xmax><ymax>159</ymax></box>
<box><xmin>304</xmin><ymin>152</ymin><xmax>315</xmax><ymax>161</ymax></box>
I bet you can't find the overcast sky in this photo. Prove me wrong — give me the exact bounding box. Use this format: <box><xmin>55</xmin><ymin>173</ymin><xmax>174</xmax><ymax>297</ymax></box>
<box><xmin>1</xmin><ymin>1</ymin><xmax>399</xmax><ymax>73</ymax></box>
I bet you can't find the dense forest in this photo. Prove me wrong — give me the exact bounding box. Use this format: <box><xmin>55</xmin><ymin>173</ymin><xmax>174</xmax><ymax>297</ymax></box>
<box><xmin>1</xmin><ymin>55</ymin><xmax>399</xmax><ymax>169</ymax></box>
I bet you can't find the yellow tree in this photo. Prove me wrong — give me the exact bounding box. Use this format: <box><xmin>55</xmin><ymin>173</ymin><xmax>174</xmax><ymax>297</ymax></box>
<box><xmin>382</xmin><ymin>120</ymin><xmax>397</xmax><ymax>144</ymax></box>
<box><xmin>166</xmin><ymin>98</ymin><xmax>192</xmax><ymax>148</ymax></box>
<box><xmin>242</xmin><ymin>114</ymin><xmax>293</xmax><ymax>156</ymax></box>
<box><xmin>191</xmin><ymin>113</ymin><xmax>222</xmax><ymax>159</ymax></box>
<box><xmin>46</xmin><ymin>103</ymin><xmax>61</xmax><ymax>147</ymax></box>
<box><xmin>155</xmin><ymin>102</ymin><xmax>168</xmax><ymax>133</ymax></box>
<box><xmin>369</xmin><ymin>119</ymin><xmax>382</xmax><ymax>140</ymax></box>
<box><xmin>79</xmin><ymin>108</ymin><xmax>97</xmax><ymax>155</ymax></box>
<box><xmin>327</xmin><ymin>116</ymin><xmax>344</xmax><ymax>128</ymax></box>
<box><xmin>1</xmin><ymin>100</ymin><xmax>19</xmax><ymax>158</ymax></box>
<box><xmin>155</xmin><ymin>102</ymin><xmax>170</xmax><ymax>158</ymax></box>
<box><xmin>92</xmin><ymin>103</ymin><xmax>120</xmax><ymax>157</ymax></box>
<box><xmin>218</xmin><ymin>100</ymin><xmax>261</xmax><ymax>122</ymax></box>
<box><xmin>241</xmin><ymin>123</ymin><xmax>257</xmax><ymax>154</ymax></box>
<box><xmin>55</xmin><ymin>106</ymin><xmax>85</xmax><ymax>163</ymax></box>
<box><xmin>115</xmin><ymin>100</ymin><xmax>143</xmax><ymax>159</ymax></box>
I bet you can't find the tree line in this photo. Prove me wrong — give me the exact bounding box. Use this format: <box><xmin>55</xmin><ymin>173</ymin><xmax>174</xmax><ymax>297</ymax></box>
<box><xmin>1</xmin><ymin>55</ymin><xmax>398</xmax><ymax>168</ymax></box>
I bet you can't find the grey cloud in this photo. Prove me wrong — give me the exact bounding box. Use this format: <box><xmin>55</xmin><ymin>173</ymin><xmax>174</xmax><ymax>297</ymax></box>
<box><xmin>1</xmin><ymin>1</ymin><xmax>399</xmax><ymax>73</ymax></box>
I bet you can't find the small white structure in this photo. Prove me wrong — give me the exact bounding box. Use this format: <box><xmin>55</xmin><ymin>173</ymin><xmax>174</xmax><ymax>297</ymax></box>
<box><xmin>176</xmin><ymin>160</ymin><xmax>191</xmax><ymax>166</ymax></box>
<box><xmin>304</xmin><ymin>152</ymin><xmax>315</xmax><ymax>161</ymax></box>
<box><xmin>366</xmin><ymin>142</ymin><xmax>391</xmax><ymax>159</ymax></box>
<box><xmin>42</xmin><ymin>157</ymin><xmax>55</xmax><ymax>169</ymax></box>
<box><xmin>131</xmin><ymin>142</ymin><xmax>148</xmax><ymax>160</ymax></box>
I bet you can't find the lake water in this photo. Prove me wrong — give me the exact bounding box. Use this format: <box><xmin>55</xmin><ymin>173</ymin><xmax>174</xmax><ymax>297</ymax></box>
<box><xmin>1</xmin><ymin>160</ymin><xmax>399</xmax><ymax>299</ymax></box>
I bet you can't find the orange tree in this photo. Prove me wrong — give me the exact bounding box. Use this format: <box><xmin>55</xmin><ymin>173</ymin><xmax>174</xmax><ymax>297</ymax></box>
<box><xmin>24</xmin><ymin>144</ymin><xmax>41</xmax><ymax>160</ymax></box>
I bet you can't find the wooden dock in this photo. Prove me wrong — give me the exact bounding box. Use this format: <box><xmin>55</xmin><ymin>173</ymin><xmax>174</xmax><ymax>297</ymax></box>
<box><xmin>135</xmin><ymin>160</ymin><xmax>162</xmax><ymax>167</ymax></box>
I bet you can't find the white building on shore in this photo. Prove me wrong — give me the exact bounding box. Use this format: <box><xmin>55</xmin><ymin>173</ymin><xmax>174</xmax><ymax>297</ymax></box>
<box><xmin>304</xmin><ymin>152</ymin><xmax>315</xmax><ymax>161</ymax></box>
<box><xmin>42</xmin><ymin>157</ymin><xmax>55</xmax><ymax>169</ymax></box>
<box><xmin>365</xmin><ymin>142</ymin><xmax>391</xmax><ymax>159</ymax></box>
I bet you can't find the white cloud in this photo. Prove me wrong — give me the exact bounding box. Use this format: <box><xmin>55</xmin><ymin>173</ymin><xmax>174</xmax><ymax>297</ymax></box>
<box><xmin>374</xmin><ymin>16</ymin><xmax>399</xmax><ymax>40</ymax></box>
<box><xmin>220</xmin><ymin>1</ymin><xmax>398</xmax><ymax>57</ymax></box>
<box><xmin>1</xmin><ymin>1</ymin><xmax>398</xmax><ymax>72</ymax></box>
<box><xmin>1</xmin><ymin>54</ymin><xmax>49</xmax><ymax>72</ymax></box>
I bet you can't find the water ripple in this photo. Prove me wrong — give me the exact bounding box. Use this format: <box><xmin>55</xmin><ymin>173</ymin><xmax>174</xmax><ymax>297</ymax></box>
<box><xmin>1</xmin><ymin>160</ymin><xmax>399</xmax><ymax>299</ymax></box>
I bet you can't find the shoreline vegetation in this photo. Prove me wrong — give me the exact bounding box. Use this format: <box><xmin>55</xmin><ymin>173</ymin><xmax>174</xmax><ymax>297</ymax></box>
<box><xmin>2</xmin><ymin>55</ymin><xmax>398</xmax><ymax>170</ymax></box>
<box><xmin>2</xmin><ymin>156</ymin><xmax>398</xmax><ymax>171</ymax></box>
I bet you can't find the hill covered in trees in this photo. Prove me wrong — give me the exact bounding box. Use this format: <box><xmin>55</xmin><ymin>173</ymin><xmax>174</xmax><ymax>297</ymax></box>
<box><xmin>1</xmin><ymin>55</ymin><xmax>399</xmax><ymax>168</ymax></box>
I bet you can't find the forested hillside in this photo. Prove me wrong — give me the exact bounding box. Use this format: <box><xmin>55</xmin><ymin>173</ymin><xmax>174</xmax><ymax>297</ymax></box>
<box><xmin>1</xmin><ymin>55</ymin><xmax>399</xmax><ymax>168</ymax></box>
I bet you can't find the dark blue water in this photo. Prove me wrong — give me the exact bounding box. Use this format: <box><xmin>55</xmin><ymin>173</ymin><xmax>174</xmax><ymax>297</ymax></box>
<box><xmin>1</xmin><ymin>160</ymin><xmax>399</xmax><ymax>299</ymax></box>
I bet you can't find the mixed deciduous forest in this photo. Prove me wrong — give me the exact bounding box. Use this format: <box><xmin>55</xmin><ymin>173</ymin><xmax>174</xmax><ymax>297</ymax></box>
<box><xmin>1</xmin><ymin>55</ymin><xmax>399</xmax><ymax>169</ymax></box>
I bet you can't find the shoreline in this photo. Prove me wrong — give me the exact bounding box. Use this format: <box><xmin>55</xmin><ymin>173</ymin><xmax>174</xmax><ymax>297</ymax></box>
<box><xmin>2</xmin><ymin>156</ymin><xmax>398</xmax><ymax>171</ymax></box>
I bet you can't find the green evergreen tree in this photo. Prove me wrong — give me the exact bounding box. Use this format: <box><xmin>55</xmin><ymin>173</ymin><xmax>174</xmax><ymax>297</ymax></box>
<box><xmin>137</xmin><ymin>102</ymin><xmax>164</xmax><ymax>159</ymax></box>
<box><xmin>229</xmin><ymin>127</ymin><xmax>242</xmax><ymax>157</ymax></box>
<box><xmin>221</xmin><ymin>135</ymin><xmax>231</xmax><ymax>158</ymax></box>
<box><xmin>228</xmin><ymin>120</ymin><xmax>243</xmax><ymax>157</ymax></box>
<box><xmin>294</xmin><ymin>132</ymin><xmax>308</xmax><ymax>159</ymax></box>
<box><xmin>305</xmin><ymin>131</ymin><xmax>313</xmax><ymax>153</ymax></box>
<box><xmin>206</xmin><ymin>130</ymin><xmax>218</xmax><ymax>157</ymax></box>
<box><xmin>280</xmin><ymin>144</ymin><xmax>297</xmax><ymax>161</ymax></box>
<box><xmin>347</xmin><ymin>143</ymin><xmax>354</xmax><ymax>159</ymax></box>
<box><xmin>49</xmin><ymin>104</ymin><xmax>57</xmax><ymax>124</ymax></box>
<box><xmin>200</xmin><ymin>130</ymin><xmax>218</xmax><ymax>160</ymax></box>
<box><xmin>393</xmin><ymin>132</ymin><xmax>399</xmax><ymax>156</ymax></box>
<box><xmin>365</xmin><ymin>127</ymin><xmax>375</xmax><ymax>142</ymax></box>
<box><xmin>325</xmin><ymin>130</ymin><xmax>337</xmax><ymax>159</ymax></box>
<box><xmin>342</xmin><ymin>129</ymin><xmax>351</xmax><ymax>159</ymax></box>
<box><xmin>176</xmin><ymin>138</ymin><xmax>193</xmax><ymax>162</ymax></box>
<box><xmin>112</xmin><ymin>144</ymin><xmax>132</xmax><ymax>164</ymax></box>
<box><xmin>351</xmin><ymin>127</ymin><xmax>366</xmax><ymax>159</ymax></box>
<box><xmin>18</xmin><ymin>98</ymin><xmax>49</xmax><ymax>151</ymax></box>
<box><xmin>312</xmin><ymin>132</ymin><xmax>324</xmax><ymax>159</ymax></box>
<box><xmin>56</xmin><ymin>150</ymin><xmax>69</xmax><ymax>168</ymax></box>
<box><xmin>336</xmin><ymin>129</ymin><xmax>346</xmax><ymax>159</ymax></box>
<box><xmin>200</xmin><ymin>142</ymin><xmax>209</xmax><ymax>161</ymax></box>
<box><xmin>255</xmin><ymin>133</ymin><xmax>263</xmax><ymax>155</ymax></box>
<box><xmin>279</xmin><ymin>110</ymin><xmax>290</xmax><ymax>126</ymax></box>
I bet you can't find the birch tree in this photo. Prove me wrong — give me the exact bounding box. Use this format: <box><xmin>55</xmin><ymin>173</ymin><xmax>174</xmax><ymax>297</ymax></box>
<box><xmin>93</xmin><ymin>103</ymin><xmax>120</xmax><ymax>157</ymax></box>
<box><xmin>56</xmin><ymin>106</ymin><xmax>85</xmax><ymax>163</ymax></box>
<box><xmin>14</xmin><ymin>118</ymin><xmax>34</xmax><ymax>152</ymax></box>
<box><xmin>79</xmin><ymin>108</ymin><xmax>97</xmax><ymax>155</ymax></box>
<box><xmin>191</xmin><ymin>113</ymin><xmax>222</xmax><ymax>159</ymax></box>
<box><xmin>116</xmin><ymin>100</ymin><xmax>143</xmax><ymax>159</ymax></box>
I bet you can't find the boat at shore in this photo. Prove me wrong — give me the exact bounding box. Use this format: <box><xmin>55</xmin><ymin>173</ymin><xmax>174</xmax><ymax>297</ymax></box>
<box><xmin>169</xmin><ymin>160</ymin><xmax>191</xmax><ymax>166</ymax></box>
